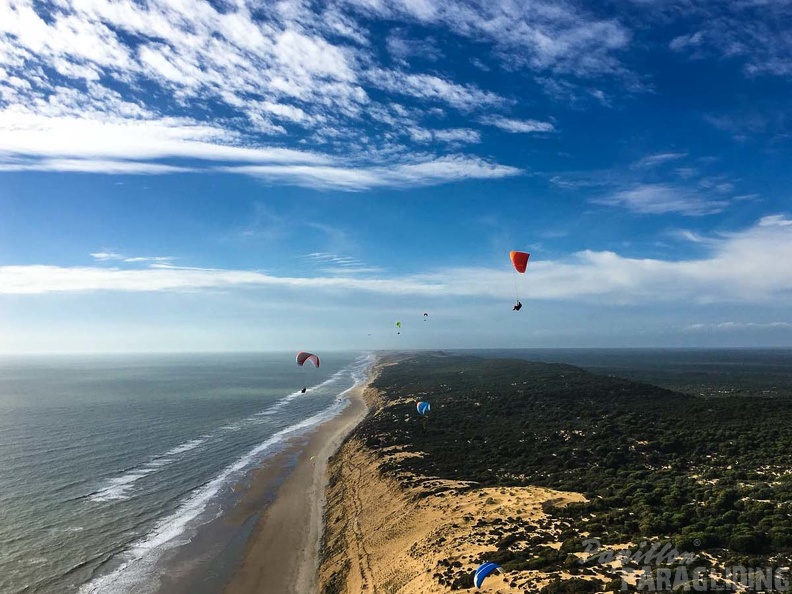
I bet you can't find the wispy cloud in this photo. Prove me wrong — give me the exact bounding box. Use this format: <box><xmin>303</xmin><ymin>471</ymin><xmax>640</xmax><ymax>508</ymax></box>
<box><xmin>0</xmin><ymin>0</ymin><xmax>543</xmax><ymax>189</ymax></box>
<box><xmin>631</xmin><ymin>152</ymin><xmax>687</xmax><ymax>168</ymax></box>
<box><xmin>341</xmin><ymin>0</ymin><xmax>634</xmax><ymax>78</ymax></box>
<box><xmin>0</xmin><ymin>158</ymin><xmax>195</xmax><ymax>175</ymax></box>
<box><xmin>223</xmin><ymin>155</ymin><xmax>522</xmax><ymax>190</ymax></box>
<box><xmin>0</xmin><ymin>112</ymin><xmax>328</xmax><ymax>165</ymax></box>
<box><xmin>684</xmin><ymin>322</ymin><xmax>792</xmax><ymax>332</ymax></box>
<box><xmin>481</xmin><ymin>116</ymin><xmax>555</xmax><ymax>134</ymax></box>
<box><xmin>666</xmin><ymin>1</ymin><xmax>792</xmax><ymax>78</ymax></box>
<box><xmin>669</xmin><ymin>229</ymin><xmax>716</xmax><ymax>244</ymax></box>
<box><xmin>303</xmin><ymin>252</ymin><xmax>382</xmax><ymax>275</ymax></box>
<box><xmin>365</xmin><ymin>69</ymin><xmax>504</xmax><ymax>111</ymax></box>
<box><xmin>6</xmin><ymin>216</ymin><xmax>792</xmax><ymax>306</ymax></box>
<box><xmin>91</xmin><ymin>251</ymin><xmax>175</xmax><ymax>264</ymax></box>
<box><xmin>593</xmin><ymin>183</ymin><xmax>729</xmax><ymax>215</ymax></box>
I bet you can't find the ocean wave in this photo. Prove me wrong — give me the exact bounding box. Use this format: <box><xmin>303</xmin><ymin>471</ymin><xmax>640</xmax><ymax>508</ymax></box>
<box><xmin>78</xmin><ymin>397</ymin><xmax>351</xmax><ymax>594</ymax></box>
<box><xmin>86</xmin><ymin>368</ymin><xmax>340</xmax><ymax>502</ymax></box>
<box><xmin>256</xmin><ymin>367</ymin><xmax>349</xmax><ymax>417</ymax></box>
<box><xmin>89</xmin><ymin>437</ymin><xmax>209</xmax><ymax>502</ymax></box>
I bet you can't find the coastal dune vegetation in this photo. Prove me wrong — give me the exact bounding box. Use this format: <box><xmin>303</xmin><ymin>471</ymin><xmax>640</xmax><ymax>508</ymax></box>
<box><xmin>319</xmin><ymin>353</ymin><xmax>792</xmax><ymax>592</ymax></box>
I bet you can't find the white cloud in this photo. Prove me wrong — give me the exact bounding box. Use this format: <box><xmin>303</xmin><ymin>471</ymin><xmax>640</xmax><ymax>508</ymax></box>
<box><xmin>759</xmin><ymin>214</ymin><xmax>792</xmax><ymax>227</ymax></box>
<box><xmin>664</xmin><ymin>1</ymin><xmax>792</xmax><ymax>78</ymax></box>
<box><xmin>593</xmin><ymin>183</ymin><xmax>729</xmax><ymax>216</ymax></box>
<box><xmin>90</xmin><ymin>252</ymin><xmax>125</xmax><ymax>261</ymax></box>
<box><xmin>632</xmin><ymin>152</ymin><xmax>687</xmax><ymax>168</ymax></box>
<box><xmin>91</xmin><ymin>252</ymin><xmax>176</xmax><ymax>263</ymax></box>
<box><xmin>0</xmin><ymin>158</ymin><xmax>194</xmax><ymax>175</ymax></box>
<box><xmin>340</xmin><ymin>0</ymin><xmax>633</xmax><ymax>78</ymax></box>
<box><xmin>432</xmin><ymin>128</ymin><xmax>481</xmax><ymax>143</ymax></box>
<box><xmin>481</xmin><ymin>116</ymin><xmax>555</xmax><ymax>133</ymax></box>
<box><xmin>684</xmin><ymin>322</ymin><xmax>792</xmax><ymax>332</ymax></box>
<box><xmin>222</xmin><ymin>155</ymin><xmax>522</xmax><ymax>190</ymax></box>
<box><xmin>670</xmin><ymin>229</ymin><xmax>714</xmax><ymax>244</ymax></box>
<box><xmin>303</xmin><ymin>252</ymin><xmax>383</xmax><ymax>275</ymax></box>
<box><xmin>366</xmin><ymin>68</ymin><xmax>504</xmax><ymax>111</ymax></box>
<box><xmin>0</xmin><ymin>264</ymin><xmax>447</xmax><ymax>295</ymax></box>
<box><xmin>0</xmin><ymin>112</ymin><xmax>328</xmax><ymax>165</ymax></box>
<box><xmin>2</xmin><ymin>0</ymin><xmax>558</xmax><ymax>188</ymax></box>
<box><xmin>5</xmin><ymin>216</ymin><xmax>792</xmax><ymax>306</ymax></box>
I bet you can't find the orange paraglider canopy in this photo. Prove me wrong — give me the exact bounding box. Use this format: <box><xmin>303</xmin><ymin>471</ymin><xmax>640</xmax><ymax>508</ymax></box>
<box><xmin>510</xmin><ymin>251</ymin><xmax>530</xmax><ymax>273</ymax></box>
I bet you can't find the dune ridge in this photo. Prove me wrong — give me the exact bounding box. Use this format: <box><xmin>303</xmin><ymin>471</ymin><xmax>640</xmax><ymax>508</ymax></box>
<box><xmin>318</xmin><ymin>386</ymin><xmax>590</xmax><ymax>594</ymax></box>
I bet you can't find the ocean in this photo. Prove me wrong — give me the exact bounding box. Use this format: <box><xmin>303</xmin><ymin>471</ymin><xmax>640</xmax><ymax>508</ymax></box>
<box><xmin>0</xmin><ymin>352</ymin><xmax>372</xmax><ymax>594</ymax></box>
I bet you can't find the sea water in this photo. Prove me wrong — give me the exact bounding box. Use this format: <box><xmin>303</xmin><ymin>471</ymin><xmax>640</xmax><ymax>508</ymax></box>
<box><xmin>0</xmin><ymin>352</ymin><xmax>371</xmax><ymax>594</ymax></box>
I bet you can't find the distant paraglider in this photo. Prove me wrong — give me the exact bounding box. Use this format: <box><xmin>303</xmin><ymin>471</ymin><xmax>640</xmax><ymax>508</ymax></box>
<box><xmin>423</xmin><ymin>312</ymin><xmax>428</xmax><ymax>321</ymax></box>
<box><xmin>296</xmin><ymin>351</ymin><xmax>320</xmax><ymax>393</ymax></box>
<box><xmin>474</xmin><ymin>562</ymin><xmax>503</xmax><ymax>589</ymax></box>
<box><xmin>396</xmin><ymin>321</ymin><xmax>402</xmax><ymax>334</ymax></box>
<box><xmin>416</xmin><ymin>401</ymin><xmax>430</xmax><ymax>416</ymax></box>
<box><xmin>509</xmin><ymin>251</ymin><xmax>530</xmax><ymax>311</ymax></box>
<box><xmin>296</xmin><ymin>351</ymin><xmax>320</xmax><ymax>368</ymax></box>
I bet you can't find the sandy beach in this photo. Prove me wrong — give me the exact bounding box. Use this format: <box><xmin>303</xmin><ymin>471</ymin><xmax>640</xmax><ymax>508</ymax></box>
<box><xmin>223</xmin><ymin>373</ymin><xmax>372</xmax><ymax>594</ymax></box>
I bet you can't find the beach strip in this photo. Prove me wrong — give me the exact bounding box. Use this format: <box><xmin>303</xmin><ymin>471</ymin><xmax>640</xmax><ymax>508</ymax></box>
<box><xmin>223</xmin><ymin>375</ymin><xmax>371</xmax><ymax>594</ymax></box>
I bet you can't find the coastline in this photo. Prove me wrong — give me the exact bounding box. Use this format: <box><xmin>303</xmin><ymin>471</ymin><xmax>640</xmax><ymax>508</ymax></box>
<box><xmin>222</xmin><ymin>363</ymin><xmax>375</xmax><ymax>594</ymax></box>
<box><xmin>316</xmin><ymin>354</ymin><xmax>594</xmax><ymax>594</ymax></box>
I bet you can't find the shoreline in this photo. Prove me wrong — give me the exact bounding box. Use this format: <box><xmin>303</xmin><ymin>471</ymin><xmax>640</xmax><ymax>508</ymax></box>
<box><xmin>222</xmin><ymin>364</ymin><xmax>375</xmax><ymax>594</ymax></box>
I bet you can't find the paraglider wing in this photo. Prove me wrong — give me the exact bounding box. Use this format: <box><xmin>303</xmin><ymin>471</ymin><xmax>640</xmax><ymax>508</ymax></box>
<box><xmin>416</xmin><ymin>401</ymin><xmax>431</xmax><ymax>416</ymax></box>
<box><xmin>509</xmin><ymin>251</ymin><xmax>530</xmax><ymax>273</ymax></box>
<box><xmin>296</xmin><ymin>351</ymin><xmax>320</xmax><ymax>368</ymax></box>
<box><xmin>396</xmin><ymin>321</ymin><xmax>402</xmax><ymax>328</ymax></box>
<box><xmin>474</xmin><ymin>562</ymin><xmax>502</xmax><ymax>589</ymax></box>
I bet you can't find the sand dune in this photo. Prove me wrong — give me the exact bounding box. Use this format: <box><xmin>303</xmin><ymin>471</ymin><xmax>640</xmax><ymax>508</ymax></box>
<box><xmin>319</xmin><ymin>436</ymin><xmax>588</xmax><ymax>593</ymax></box>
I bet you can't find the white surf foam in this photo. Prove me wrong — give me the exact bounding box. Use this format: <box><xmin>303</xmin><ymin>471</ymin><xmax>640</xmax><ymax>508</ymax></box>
<box><xmin>78</xmin><ymin>395</ymin><xmax>354</xmax><ymax>594</ymax></box>
<box><xmin>89</xmin><ymin>437</ymin><xmax>209</xmax><ymax>502</ymax></box>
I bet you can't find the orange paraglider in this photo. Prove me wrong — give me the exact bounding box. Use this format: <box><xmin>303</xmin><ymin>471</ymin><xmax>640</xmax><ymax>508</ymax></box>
<box><xmin>509</xmin><ymin>251</ymin><xmax>530</xmax><ymax>310</ymax></box>
<box><xmin>510</xmin><ymin>251</ymin><xmax>530</xmax><ymax>273</ymax></box>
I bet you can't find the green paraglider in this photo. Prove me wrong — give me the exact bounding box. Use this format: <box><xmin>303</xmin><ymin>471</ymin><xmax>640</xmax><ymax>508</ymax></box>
<box><xmin>396</xmin><ymin>321</ymin><xmax>402</xmax><ymax>334</ymax></box>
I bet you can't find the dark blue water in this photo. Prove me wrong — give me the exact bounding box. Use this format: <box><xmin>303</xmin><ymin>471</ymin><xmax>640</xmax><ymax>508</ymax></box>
<box><xmin>0</xmin><ymin>352</ymin><xmax>371</xmax><ymax>594</ymax></box>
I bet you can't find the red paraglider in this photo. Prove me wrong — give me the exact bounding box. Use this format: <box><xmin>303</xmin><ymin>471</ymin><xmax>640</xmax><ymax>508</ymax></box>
<box><xmin>510</xmin><ymin>251</ymin><xmax>530</xmax><ymax>273</ymax></box>
<box><xmin>509</xmin><ymin>251</ymin><xmax>530</xmax><ymax>310</ymax></box>
<box><xmin>296</xmin><ymin>351</ymin><xmax>320</xmax><ymax>393</ymax></box>
<box><xmin>296</xmin><ymin>351</ymin><xmax>320</xmax><ymax>367</ymax></box>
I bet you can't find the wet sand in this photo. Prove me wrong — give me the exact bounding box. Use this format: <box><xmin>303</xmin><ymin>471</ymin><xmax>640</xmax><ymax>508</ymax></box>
<box><xmin>154</xmin><ymin>444</ymin><xmax>305</xmax><ymax>594</ymax></box>
<box><xmin>223</xmin><ymin>379</ymin><xmax>370</xmax><ymax>594</ymax></box>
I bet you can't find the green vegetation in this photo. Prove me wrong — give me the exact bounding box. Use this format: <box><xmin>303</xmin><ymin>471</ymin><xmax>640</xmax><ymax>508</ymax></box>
<box><xmin>361</xmin><ymin>354</ymin><xmax>792</xmax><ymax>570</ymax></box>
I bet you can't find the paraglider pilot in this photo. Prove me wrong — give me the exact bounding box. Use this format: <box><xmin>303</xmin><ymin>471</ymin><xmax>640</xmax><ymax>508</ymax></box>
<box><xmin>513</xmin><ymin>301</ymin><xmax>522</xmax><ymax>311</ymax></box>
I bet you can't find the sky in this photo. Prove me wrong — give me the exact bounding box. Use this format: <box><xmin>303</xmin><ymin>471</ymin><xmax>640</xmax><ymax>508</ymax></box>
<box><xmin>1</xmin><ymin>0</ymin><xmax>791</xmax><ymax>353</ymax></box>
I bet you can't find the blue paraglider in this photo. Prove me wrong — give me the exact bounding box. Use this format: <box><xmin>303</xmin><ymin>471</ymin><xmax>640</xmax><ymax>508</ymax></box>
<box><xmin>416</xmin><ymin>401</ymin><xmax>431</xmax><ymax>416</ymax></box>
<box><xmin>474</xmin><ymin>562</ymin><xmax>502</xmax><ymax>589</ymax></box>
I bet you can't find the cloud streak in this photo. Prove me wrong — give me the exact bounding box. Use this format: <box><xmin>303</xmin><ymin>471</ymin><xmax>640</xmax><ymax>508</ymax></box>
<box><xmin>222</xmin><ymin>156</ymin><xmax>522</xmax><ymax>190</ymax></box>
<box><xmin>481</xmin><ymin>116</ymin><xmax>555</xmax><ymax>134</ymax></box>
<box><xmin>5</xmin><ymin>216</ymin><xmax>792</xmax><ymax>306</ymax></box>
<box><xmin>0</xmin><ymin>0</ymin><xmax>652</xmax><ymax>189</ymax></box>
<box><xmin>593</xmin><ymin>183</ymin><xmax>730</xmax><ymax>216</ymax></box>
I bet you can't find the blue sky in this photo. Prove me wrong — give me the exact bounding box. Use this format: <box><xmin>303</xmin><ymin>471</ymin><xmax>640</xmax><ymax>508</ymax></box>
<box><xmin>1</xmin><ymin>0</ymin><xmax>791</xmax><ymax>353</ymax></box>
